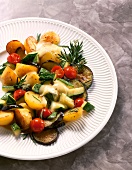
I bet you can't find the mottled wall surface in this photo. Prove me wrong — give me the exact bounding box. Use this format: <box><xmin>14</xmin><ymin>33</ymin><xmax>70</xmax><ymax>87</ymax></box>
<box><xmin>0</xmin><ymin>0</ymin><xmax>132</xmax><ymax>170</ymax></box>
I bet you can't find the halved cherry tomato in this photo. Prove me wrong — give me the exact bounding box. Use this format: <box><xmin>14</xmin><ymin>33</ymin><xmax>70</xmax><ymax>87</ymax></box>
<box><xmin>64</xmin><ymin>66</ymin><xmax>77</xmax><ymax>79</ymax></box>
<box><xmin>74</xmin><ymin>98</ymin><xmax>84</xmax><ymax>107</ymax></box>
<box><xmin>30</xmin><ymin>118</ymin><xmax>45</xmax><ymax>133</ymax></box>
<box><xmin>13</xmin><ymin>89</ymin><xmax>26</xmax><ymax>100</ymax></box>
<box><xmin>7</xmin><ymin>53</ymin><xmax>21</xmax><ymax>64</ymax></box>
<box><xmin>51</xmin><ymin>65</ymin><xmax>64</xmax><ymax>78</ymax></box>
<box><xmin>38</xmin><ymin>108</ymin><xmax>52</xmax><ymax>119</ymax></box>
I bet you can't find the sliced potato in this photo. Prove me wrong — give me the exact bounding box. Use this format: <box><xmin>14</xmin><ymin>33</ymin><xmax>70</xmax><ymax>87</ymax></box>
<box><xmin>23</xmin><ymin>71</ymin><xmax>40</xmax><ymax>87</ymax></box>
<box><xmin>6</xmin><ymin>40</ymin><xmax>25</xmax><ymax>55</ymax></box>
<box><xmin>15</xmin><ymin>108</ymin><xmax>32</xmax><ymax>130</ymax></box>
<box><xmin>1</xmin><ymin>66</ymin><xmax>18</xmax><ymax>86</ymax></box>
<box><xmin>19</xmin><ymin>102</ymin><xmax>34</xmax><ymax>117</ymax></box>
<box><xmin>24</xmin><ymin>36</ymin><xmax>37</xmax><ymax>54</ymax></box>
<box><xmin>15</xmin><ymin>63</ymin><xmax>38</xmax><ymax>77</ymax></box>
<box><xmin>24</xmin><ymin>91</ymin><xmax>47</xmax><ymax>110</ymax></box>
<box><xmin>0</xmin><ymin>111</ymin><xmax>14</xmax><ymax>126</ymax></box>
<box><xmin>63</xmin><ymin>107</ymin><xmax>83</xmax><ymax>122</ymax></box>
<box><xmin>37</xmin><ymin>43</ymin><xmax>62</xmax><ymax>63</ymax></box>
<box><xmin>40</xmin><ymin>31</ymin><xmax>60</xmax><ymax>44</ymax></box>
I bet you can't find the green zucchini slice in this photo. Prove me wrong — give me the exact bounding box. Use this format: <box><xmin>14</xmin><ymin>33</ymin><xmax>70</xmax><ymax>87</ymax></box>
<box><xmin>71</xmin><ymin>79</ymin><xmax>87</xmax><ymax>100</ymax></box>
<box><xmin>77</xmin><ymin>65</ymin><xmax>93</xmax><ymax>89</ymax></box>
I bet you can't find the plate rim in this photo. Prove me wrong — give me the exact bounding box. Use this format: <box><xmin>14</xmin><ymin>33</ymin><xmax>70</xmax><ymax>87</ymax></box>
<box><xmin>0</xmin><ymin>17</ymin><xmax>118</xmax><ymax>160</ymax></box>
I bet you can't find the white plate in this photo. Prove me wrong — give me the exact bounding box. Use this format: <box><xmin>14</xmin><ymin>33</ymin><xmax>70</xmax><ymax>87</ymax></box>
<box><xmin>0</xmin><ymin>18</ymin><xmax>118</xmax><ymax>160</ymax></box>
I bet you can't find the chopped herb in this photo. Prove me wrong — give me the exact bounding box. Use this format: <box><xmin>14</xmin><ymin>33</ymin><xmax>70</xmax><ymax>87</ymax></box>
<box><xmin>6</xmin><ymin>95</ymin><xmax>16</xmax><ymax>105</ymax></box>
<box><xmin>37</xmin><ymin>33</ymin><xmax>41</xmax><ymax>42</ymax></box>
<box><xmin>83</xmin><ymin>102</ymin><xmax>95</xmax><ymax>112</ymax></box>
<box><xmin>14</xmin><ymin>75</ymin><xmax>27</xmax><ymax>89</ymax></box>
<box><xmin>47</xmin><ymin>112</ymin><xmax>57</xmax><ymax>119</ymax></box>
<box><xmin>39</xmin><ymin>68</ymin><xmax>55</xmax><ymax>82</ymax></box>
<box><xmin>32</xmin><ymin>95</ymin><xmax>41</xmax><ymax>102</ymax></box>
<box><xmin>22</xmin><ymin>52</ymin><xmax>38</xmax><ymax>64</ymax></box>
<box><xmin>32</xmin><ymin>84</ymin><xmax>42</xmax><ymax>93</ymax></box>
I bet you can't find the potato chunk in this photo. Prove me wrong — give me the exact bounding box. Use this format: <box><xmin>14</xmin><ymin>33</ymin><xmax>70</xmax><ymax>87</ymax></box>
<box><xmin>24</xmin><ymin>91</ymin><xmax>47</xmax><ymax>110</ymax></box>
<box><xmin>24</xmin><ymin>36</ymin><xmax>37</xmax><ymax>54</ymax></box>
<box><xmin>0</xmin><ymin>111</ymin><xmax>14</xmax><ymax>126</ymax></box>
<box><xmin>15</xmin><ymin>108</ymin><xmax>32</xmax><ymax>130</ymax></box>
<box><xmin>1</xmin><ymin>66</ymin><xmax>17</xmax><ymax>85</ymax></box>
<box><xmin>63</xmin><ymin>107</ymin><xmax>83</xmax><ymax>122</ymax></box>
<box><xmin>6</xmin><ymin>40</ymin><xmax>25</xmax><ymax>55</ymax></box>
<box><xmin>15</xmin><ymin>63</ymin><xmax>38</xmax><ymax>77</ymax></box>
<box><xmin>41</xmin><ymin>31</ymin><xmax>60</xmax><ymax>44</ymax></box>
<box><xmin>23</xmin><ymin>71</ymin><xmax>40</xmax><ymax>87</ymax></box>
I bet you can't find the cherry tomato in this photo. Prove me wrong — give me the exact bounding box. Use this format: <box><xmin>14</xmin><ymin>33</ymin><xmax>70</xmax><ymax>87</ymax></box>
<box><xmin>64</xmin><ymin>66</ymin><xmax>77</xmax><ymax>79</ymax></box>
<box><xmin>74</xmin><ymin>98</ymin><xmax>84</xmax><ymax>107</ymax></box>
<box><xmin>30</xmin><ymin>118</ymin><xmax>45</xmax><ymax>133</ymax></box>
<box><xmin>51</xmin><ymin>65</ymin><xmax>64</xmax><ymax>78</ymax></box>
<box><xmin>13</xmin><ymin>89</ymin><xmax>26</xmax><ymax>100</ymax></box>
<box><xmin>7</xmin><ymin>53</ymin><xmax>21</xmax><ymax>64</ymax></box>
<box><xmin>38</xmin><ymin>108</ymin><xmax>52</xmax><ymax>119</ymax></box>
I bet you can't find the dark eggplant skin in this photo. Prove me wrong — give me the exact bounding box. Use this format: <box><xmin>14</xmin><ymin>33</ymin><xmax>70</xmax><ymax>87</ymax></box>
<box><xmin>1</xmin><ymin>104</ymin><xmax>23</xmax><ymax>111</ymax></box>
<box><xmin>32</xmin><ymin>128</ymin><xmax>59</xmax><ymax>145</ymax></box>
<box><xmin>77</xmin><ymin>65</ymin><xmax>93</xmax><ymax>89</ymax></box>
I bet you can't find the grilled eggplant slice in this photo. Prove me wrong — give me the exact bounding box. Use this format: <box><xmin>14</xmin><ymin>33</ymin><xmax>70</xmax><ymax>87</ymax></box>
<box><xmin>32</xmin><ymin>128</ymin><xmax>58</xmax><ymax>145</ymax></box>
<box><xmin>71</xmin><ymin>79</ymin><xmax>87</xmax><ymax>100</ymax></box>
<box><xmin>44</xmin><ymin>112</ymin><xmax>64</xmax><ymax>128</ymax></box>
<box><xmin>77</xmin><ymin>65</ymin><xmax>93</xmax><ymax>89</ymax></box>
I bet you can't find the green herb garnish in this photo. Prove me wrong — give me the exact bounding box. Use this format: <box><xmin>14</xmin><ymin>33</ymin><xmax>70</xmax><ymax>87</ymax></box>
<box><xmin>83</xmin><ymin>102</ymin><xmax>95</xmax><ymax>112</ymax></box>
<box><xmin>37</xmin><ymin>33</ymin><xmax>41</xmax><ymax>42</ymax></box>
<box><xmin>32</xmin><ymin>95</ymin><xmax>41</xmax><ymax>102</ymax></box>
<box><xmin>59</xmin><ymin>40</ymin><xmax>86</xmax><ymax>71</ymax></box>
<box><xmin>14</xmin><ymin>75</ymin><xmax>27</xmax><ymax>89</ymax></box>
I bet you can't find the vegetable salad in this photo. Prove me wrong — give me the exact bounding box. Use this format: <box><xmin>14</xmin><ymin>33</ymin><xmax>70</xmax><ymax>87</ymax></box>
<box><xmin>0</xmin><ymin>31</ymin><xmax>94</xmax><ymax>145</ymax></box>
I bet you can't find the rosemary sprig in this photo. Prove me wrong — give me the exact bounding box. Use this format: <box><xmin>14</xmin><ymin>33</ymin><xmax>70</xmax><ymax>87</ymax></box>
<box><xmin>14</xmin><ymin>75</ymin><xmax>27</xmax><ymax>89</ymax></box>
<box><xmin>59</xmin><ymin>40</ymin><xmax>87</xmax><ymax>71</ymax></box>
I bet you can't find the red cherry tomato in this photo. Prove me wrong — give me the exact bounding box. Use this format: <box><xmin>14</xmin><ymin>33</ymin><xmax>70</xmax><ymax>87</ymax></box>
<box><xmin>13</xmin><ymin>89</ymin><xmax>26</xmax><ymax>100</ymax></box>
<box><xmin>38</xmin><ymin>108</ymin><xmax>52</xmax><ymax>119</ymax></box>
<box><xmin>30</xmin><ymin>118</ymin><xmax>45</xmax><ymax>133</ymax></box>
<box><xmin>74</xmin><ymin>98</ymin><xmax>84</xmax><ymax>107</ymax></box>
<box><xmin>64</xmin><ymin>66</ymin><xmax>77</xmax><ymax>79</ymax></box>
<box><xmin>7</xmin><ymin>53</ymin><xmax>21</xmax><ymax>64</ymax></box>
<box><xmin>51</xmin><ymin>65</ymin><xmax>64</xmax><ymax>78</ymax></box>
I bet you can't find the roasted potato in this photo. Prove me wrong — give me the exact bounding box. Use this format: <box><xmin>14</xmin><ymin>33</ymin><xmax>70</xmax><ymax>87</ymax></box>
<box><xmin>23</xmin><ymin>71</ymin><xmax>40</xmax><ymax>87</ymax></box>
<box><xmin>24</xmin><ymin>91</ymin><xmax>47</xmax><ymax>110</ymax></box>
<box><xmin>15</xmin><ymin>63</ymin><xmax>38</xmax><ymax>78</ymax></box>
<box><xmin>0</xmin><ymin>111</ymin><xmax>14</xmax><ymax>126</ymax></box>
<box><xmin>15</xmin><ymin>108</ymin><xmax>32</xmax><ymax>130</ymax></box>
<box><xmin>40</xmin><ymin>31</ymin><xmax>60</xmax><ymax>44</ymax></box>
<box><xmin>1</xmin><ymin>66</ymin><xmax>18</xmax><ymax>85</ymax></box>
<box><xmin>19</xmin><ymin>103</ymin><xmax>34</xmax><ymax>118</ymax></box>
<box><xmin>24</xmin><ymin>36</ymin><xmax>37</xmax><ymax>54</ymax></box>
<box><xmin>6</xmin><ymin>40</ymin><xmax>25</xmax><ymax>55</ymax></box>
<box><xmin>63</xmin><ymin>107</ymin><xmax>83</xmax><ymax>122</ymax></box>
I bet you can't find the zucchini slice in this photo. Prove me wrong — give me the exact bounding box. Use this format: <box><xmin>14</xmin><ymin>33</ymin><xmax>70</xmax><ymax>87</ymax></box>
<box><xmin>71</xmin><ymin>79</ymin><xmax>87</xmax><ymax>100</ymax></box>
<box><xmin>32</xmin><ymin>129</ymin><xmax>58</xmax><ymax>145</ymax></box>
<box><xmin>77</xmin><ymin>65</ymin><xmax>93</xmax><ymax>89</ymax></box>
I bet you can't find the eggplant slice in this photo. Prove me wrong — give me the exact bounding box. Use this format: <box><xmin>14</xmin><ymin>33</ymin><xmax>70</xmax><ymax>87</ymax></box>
<box><xmin>77</xmin><ymin>65</ymin><xmax>93</xmax><ymax>89</ymax></box>
<box><xmin>32</xmin><ymin>128</ymin><xmax>58</xmax><ymax>145</ymax></box>
<box><xmin>71</xmin><ymin>79</ymin><xmax>87</xmax><ymax>100</ymax></box>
